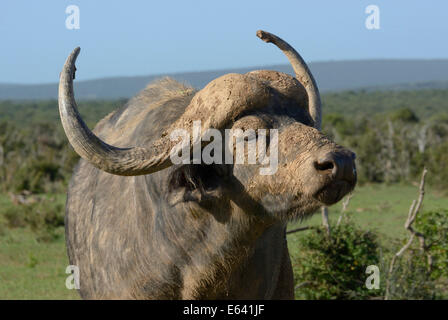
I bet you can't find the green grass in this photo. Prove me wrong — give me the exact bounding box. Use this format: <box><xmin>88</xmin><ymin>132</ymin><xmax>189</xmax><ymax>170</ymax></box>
<box><xmin>0</xmin><ymin>183</ymin><xmax>447</xmax><ymax>299</ymax></box>
<box><xmin>0</xmin><ymin>194</ymin><xmax>79</xmax><ymax>300</ymax></box>
<box><xmin>0</xmin><ymin>229</ymin><xmax>79</xmax><ymax>299</ymax></box>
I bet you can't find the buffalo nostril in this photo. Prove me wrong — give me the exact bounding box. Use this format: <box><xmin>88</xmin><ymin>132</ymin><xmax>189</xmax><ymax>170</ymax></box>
<box><xmin>314</xmin><ymin>160</ymin><xmax>335</xmax><ymax>172</ymax></box>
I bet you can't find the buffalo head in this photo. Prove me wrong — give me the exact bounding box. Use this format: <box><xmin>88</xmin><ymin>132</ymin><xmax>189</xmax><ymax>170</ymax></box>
<box><xmin>58</xmin><ymin>30</ymin><xmax>356</xmax><ymax>223</ymax></box>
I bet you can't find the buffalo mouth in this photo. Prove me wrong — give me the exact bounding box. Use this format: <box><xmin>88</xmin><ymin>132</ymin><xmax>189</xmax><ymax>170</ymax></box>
<box><xmin>314</xmin><ymin>180</ymin><xmax>354</xmax><ymax>205</ymax></box>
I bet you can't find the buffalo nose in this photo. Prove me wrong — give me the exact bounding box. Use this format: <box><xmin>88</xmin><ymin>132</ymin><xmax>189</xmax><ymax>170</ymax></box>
<box><xmin>314</xmin><ymin>151</ymin><xmax>356</xmax><ymax>182</ymax></box>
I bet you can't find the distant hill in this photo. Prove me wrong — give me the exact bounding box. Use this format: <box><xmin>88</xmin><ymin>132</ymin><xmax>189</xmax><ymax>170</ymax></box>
<box><xmin>363</xmin><ymin>80</ymin><xmax>448</xmax><ymax>92</ymax></box>
<box><xmin>1</xmin><ymin>59</ymin><xmax>448</xmax><ymax>100</ymax></box>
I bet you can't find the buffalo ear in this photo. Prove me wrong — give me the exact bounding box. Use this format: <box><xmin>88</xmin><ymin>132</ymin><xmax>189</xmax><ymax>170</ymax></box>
<box><xmin>167</xmin><ymin>164</ymin><xmax>227</xmax><ymax>207</ymax></box>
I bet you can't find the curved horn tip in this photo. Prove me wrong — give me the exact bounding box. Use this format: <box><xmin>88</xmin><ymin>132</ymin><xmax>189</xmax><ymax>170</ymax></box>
<box><xmin>63</xmin><ymin>47</ymin><xmax>81</xmax><ymax>80</ymax></box>
<box><xmin>256</xmin><ymin>30</ymin><xmax>272</xmax><ymax>43</ymax></box>
<box><xmin>255</xmin><ymin>30</ymin><xmax>322</xmax><ymax>131</ymax></box>
<box><xmin>256</xmin><ymin>30</ymin><xmax>287</xmax><ymax>50</ymax></box>
<box><xmin>67</xmin><ymin>47</ymin><xmax>81</xmax><ymax>61</ymax></box>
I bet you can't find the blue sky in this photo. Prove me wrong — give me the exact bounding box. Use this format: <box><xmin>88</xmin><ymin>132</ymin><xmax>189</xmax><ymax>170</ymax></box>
<box><xmin>1</xmin><ymin>0</ymin><xmax>447</xmax><ymax>84</ymax></box>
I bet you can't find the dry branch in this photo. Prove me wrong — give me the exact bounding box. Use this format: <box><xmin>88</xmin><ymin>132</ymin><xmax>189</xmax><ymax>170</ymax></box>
<box><xmin>294</xmin><ymin>281</ymin><xmax>311</xmax><ymax>290</ymax></box>
<box><xmin>385</xmin><ymin>167</ymin><xmax>428</xmax><ymax>300</ymax></box>
<box><xmin>336</xmin><ymin>194</ymin><xmax>352</xmax><ymax>227</ymax></box>
<box><xmin>321</xmin><ymin>206</ymin><xmax>331</xmax><ymax>238</ymax></box>
<box><xmin>286</xmin><ymin>226</ymin><xmax>313</xmax><ymax>234</ymax></box>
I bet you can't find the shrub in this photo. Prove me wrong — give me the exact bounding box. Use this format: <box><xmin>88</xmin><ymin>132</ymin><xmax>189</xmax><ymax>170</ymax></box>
<box><xmin>3</xmin><ymin>198</ymin><xmax>65</xmax><ymax>242</ymax></box>
<box><xmin>292</xmin><ymin>219</ymin><xmax>382</xmax><ymax>299</ymax></box>
<box><xmin>416</xmin><ymin>209</ymin><xmax>448</xmax><ymax>279</ymax></box>
<box><xmin>426</xmin><ymin>142</ymin><xmax>448</xmax><ymax>191</ymax></box>
<box><xmin>13</xmin><ymin>160</ymin><xmax>64</xmax><ymax>194</ymax></box>
<box><xmin>386</xmin><ymin>250</ymin><xmax>437</xmax><ymax>299</ymax></box>
<box><xmin>390</xmin><ymin>107</ymin><xmax>419</xmax><ymax>123</ymax></box>
<box><xmin>386</xmin><ymin>209</ymin><xmax>448</xmax><ymax>299</ymax></box>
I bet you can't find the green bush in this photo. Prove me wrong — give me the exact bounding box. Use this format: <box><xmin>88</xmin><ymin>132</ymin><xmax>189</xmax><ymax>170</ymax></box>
<box><xmin>390</xmin><ymin>107</ymin><xmax>419</xmax><ymax>123</ymax></box>
<box><xmin>386</xmin><ymin>209</ymin><xmax>448</xmax><ymax>299</ymax></box>
<box><xmin>426</xmin><ymin>143</ymin><xmax>448</xmax><ymax>192</ymax></box>
<box><xmin>292</xmin><ymin>219</ymin><xmax>382</xmax><ymax>299</ymax></box>
<box><xmin>13</xmin><ymin>160</ymin><xmax>64</xmax><ymax>194</ymax></box>
<box><xmin>386</xmin><ymin>250</ymin><xmax>437</xmax><ymax>299</ymax></box>
<box><xmin>3</xmin><ymin>198</ymin><xmax>65</xmax><ymax>242</ymax></box>
<box><xmin>416</xmin><ymin>209</ymin><xmax>448</xmax><ymax>279</ymax></box>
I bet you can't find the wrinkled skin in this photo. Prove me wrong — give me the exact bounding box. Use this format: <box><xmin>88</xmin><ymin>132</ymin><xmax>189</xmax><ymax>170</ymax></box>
<box><xmin>65</xmin><ymin>70</ymin><xmax>356</xmax><ymax>299</ymax></box>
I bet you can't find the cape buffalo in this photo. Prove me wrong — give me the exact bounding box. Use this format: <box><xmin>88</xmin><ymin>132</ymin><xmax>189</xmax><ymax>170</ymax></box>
<box><xmin>58</xmin><ymin>30</ymin><xmax>356</xmax><ymax>299</ymax></box>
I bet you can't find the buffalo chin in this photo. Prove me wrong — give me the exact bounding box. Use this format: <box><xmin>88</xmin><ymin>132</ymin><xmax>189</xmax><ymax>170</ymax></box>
<box><xmin>271</xmin><ymin>196</ymin><xmax>324</xmax><ymax>222</ymax></box>
<box><xmin>314</xmin><ymin>180</ymin><xmax>354</xmax><ymax>206</ymax></box>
